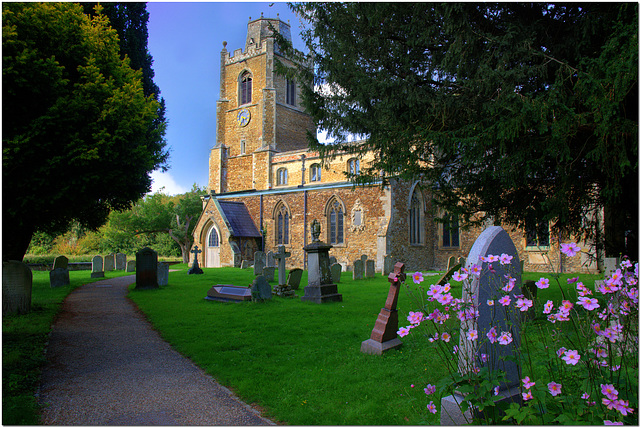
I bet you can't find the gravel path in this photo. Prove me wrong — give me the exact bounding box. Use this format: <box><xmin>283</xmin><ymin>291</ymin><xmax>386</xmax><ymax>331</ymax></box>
<box><xmin>38</xmin><ymin>275</ymin><xmax>274</xmax><ymax>425</ymax></box>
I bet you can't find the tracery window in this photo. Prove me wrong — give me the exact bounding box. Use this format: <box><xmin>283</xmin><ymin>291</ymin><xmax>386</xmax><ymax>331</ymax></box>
<box><xmin>208</xmin><ymin>227</ymin><xmax>219</xmax><ymax>247</ymax></box>
<box><xmin>409</xmin><ymin>192</ymin><xmax>422</xmax><ymax>245</ymax></box>
<box><xmin>286</xmin><ymin>78</ymin><xmax>296</xmax><ymax>106</ymax></box>
<box><xmin>240</xmin><ymin>71</ymin><xmax>252</xmax><ymax>105</ymax></box>
<box><xmin>327</xmin><ymin>198</ymin><xmax>344</xmax><ymax>245</ymax></box>
<box><xmin>310</xmin><ymin>164</ymin><xmax>321</xmax><ymax>182</ymax></box>
<box><xmin>275</xmin><ymin>203</ymin><xmax>290</xmax><ymax>245</ymax></box>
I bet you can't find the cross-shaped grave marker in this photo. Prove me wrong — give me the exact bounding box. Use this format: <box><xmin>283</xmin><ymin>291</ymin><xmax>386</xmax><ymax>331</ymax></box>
<box><xmin>188</xmin><ymin>245</ymin><xmax>204</xmax><ymax>274</ymax></box>
<box><xmin>274</xmin><ymin>244</ymin><xmax>291</xmax><ymax>285</ymax></box>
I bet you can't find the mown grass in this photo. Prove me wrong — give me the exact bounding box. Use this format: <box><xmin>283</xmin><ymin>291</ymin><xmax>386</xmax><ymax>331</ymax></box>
<box><xmin>129</xmin><ymin>265</ymin><xmax>603</xmax><ymax>425</ymax></box>
<box><xmin>2</xmin><ymin>269</ymin><xmax>132</xmax><ymax>425</ymax></box>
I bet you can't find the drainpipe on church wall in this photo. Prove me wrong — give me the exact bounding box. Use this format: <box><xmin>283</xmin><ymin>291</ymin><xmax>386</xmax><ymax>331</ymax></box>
<box><xmin>260</xmin><ymin>194</ymin><xmax>264</xmax><ymax>253</ymax></box>
<box><xmin>304</xmin><ymin>189</ymin><xmax>308</xmax><ymax>270</ymax></box>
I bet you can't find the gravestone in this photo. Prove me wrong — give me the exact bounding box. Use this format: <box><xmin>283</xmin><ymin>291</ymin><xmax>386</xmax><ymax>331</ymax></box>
<box><xmin>353</xmin><ymin>259</ymin><xmax>364</xmax><ymax>280</ymax></box>
<box><xmin>440</xmin><ymin>226</ymin><xmax>523</xmax><ymax>424</ymax></box>
<box><xmin>360</xmin><ymin>254</ymin><xmax>368</xmax><ymax>265</ymax></box>
<box><xmin>91</xmin><ymin>255</ymin><xmax>104</xmax><ymax>278</ymax></box>
<box><xmin>52</xmin><ymin>255</ymin><xmax>69</xmax><ymax>271</ymax></box>
<box><xmin>447</xmin><ymin>255</ymin><xmax>456</xmax><ymax>271</ymax></box>
<box><xmin>274</xmin><ymin>245</ymin><xmax>291</xmax><ymax>286</ymax></box>
<box><xmin>287</xmin><ymin>268</ymin><xmax>303</xmax><ymax>290</ymax></box>
<box><xmin>329</xmin><ymin>256</ymin><xmax>337</xmax><ymax>265</ymax></box>
<box><xmin>301</xmin><ymin>220</ymin><xmax>342</xmax><ymax>303</ymax></box>
<box><xmin>157</xmin><ymin>262</ymin><xmax>169</xmax><ymax>286</ymax></box>
<box><xmin>135</xmin><ymin>247</ymin><xmax>158</xmax><ymax>289</ymax></box>
<box><xmin>240</xmin><ymin>260</ymin><xmax>251</xmax><ymax>269</ymax></box>
<box><xmin>251</xmin><ymin>275</ymin><xmax>272</xmax><ymax>301</ymax></box>
<box><xmin>188</xmin><ymin>245</ymin><xmax>204</xmax><ymax>274</ymax></box>
<box><xmin>115</xmin><ymin>253</ymin><xmax>126</xmax><ymax>271</ymax></box>
<box><xmin>603</xmin><ymin>257</ymin><xmax>619</xmax><ymax>276</ymax></box>
<box><xmin>262</xmin><ymin>266</ymin><xmax>275</xmax><ymax>282</ymax></box>
<box><xmin>232</xmin><ymin>243</ymin><xmax>242</xmax><ymax>268</ymax></box>
<box><xmin>49</xmin><ymin>267</ymin><xmax>70</xmax><ymax>288</ymax></box>
<box><xmin>365</xmin><ymin>260</ymin><xmax>375</xmax><ymax>278</ymax></box>
<box><xmin>330</xmin><ymin>263</ymin><xmax>342</xmax><ymax>283</ymax></box>
<box><xmin>126</xmin><ymin>260</ymin><xmax>136</xmax><ymax>272</ymax></box>
<box><xmin>458</xmin><ymin>256</ymin><xmax>466</xmax><ymax>267</ymax></box>
<box><xmin>266</xmin><ymin>251</ymin><xmax>276</xmax><ymax>268</ymax></box>
<box><xmin>383</xmin><ymin>255</ymin><xmax>394</xmax><ymax>276</ymax></box>
<box><xmin>3</xmin><ymin>261</ymin><xmax>33</xmax><ymax>316</ymax></box>
<box><xmin>104</xmin><ymin>253</ymin><xmax>115</xmax><ymax>271</ymax></box>
<box><xmin>254</xmin><ymin>251</ymin><xmax>265</xmax><ymax>276</ymax></box>
<box><xmin>206</xmin><ymin>285</ymin><xmax>252</xmax><ymax>302</ymax></box>
<box><xmin>361</xmin><ymin>262</ymin><xmax>406</xmax><ymax>354</ymax></box>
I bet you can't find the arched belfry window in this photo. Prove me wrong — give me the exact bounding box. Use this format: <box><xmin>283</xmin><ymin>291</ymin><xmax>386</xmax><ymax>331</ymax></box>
<box><xmin>326</xmin><ymin>197</ymin><xmax>344</xmax><ymax>245</ymax></box>
<box><xmin>240</xmin><ymin>71</ymin><xmax>252</xmax><ymax>105</ymax></box>
<box><xmin>274</xmin><ymin>202</ymin><xmax>290</xmax><ymax>245</ymax></box>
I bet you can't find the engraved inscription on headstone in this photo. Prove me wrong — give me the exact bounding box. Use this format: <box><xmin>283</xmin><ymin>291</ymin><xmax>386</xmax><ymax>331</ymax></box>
<box><xmin>115</xmin><ymin>253</ymin><xmax>126</xmax><ymax>271</ymax></box>
<box><xmin>262</xmin><ymin>266</ymin><xmax>275</xmax><ymax>282</ymax></box>
<box><xmin>136</xmin><ymin>247</ymin><xmax>158</xmax><ymax>289</ymax></box>
<box><xmin>353</xmin><ymin>259</ymin><xmax>364</xmax><ymax>280</ymax></box>
<box><xmin>3</xmin><ymin>261</ymin><xmax>33</xmax><ymax>316</ymax></box>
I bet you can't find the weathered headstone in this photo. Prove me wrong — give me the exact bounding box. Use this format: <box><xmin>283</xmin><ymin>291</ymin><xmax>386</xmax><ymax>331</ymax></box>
<box><xmin>383</xmin><ymin>255</ymin><xmax>394</xmax><ymax>276</ymax></box>
<box><xmin>251</xmin><ymin>275</ymin><xmax>272</xmax><ymax>301</ymax></box>
<box><xmin>157</xmin><ymin>262</ymin><xmax>169</xmax><ymax>286</ymax></box>
<box><xmin>126</xmin><ymin>260</ymin><xmax>136</xmax><ymax>272</ymax></box>
<box><xmin>361</xmin><ymin>262</ymin><xmax>406</xmax><ymax>355</ymax></box>
<box><xmin>91</xmin><ymin>255</ymin><xmax>104</xmax><ymax>278</ymax></box>
<box><xmin>360</xmin><ymin>254</ymin><xmax>368</xmax><ymax>265</ymax></box>
<box><xmin>603</xmin><ymin>257</ymin><xmax>619</xmax><ymax>276</ymax></box>
<box><xmin>329</xmin><ymin>256</ymin><xmax>337</xmax><ymax>265</ymax></box>
<box><xmin>274</xmin><ymin>245</ymin><xmax>291</xmax><ymax>286</ymax></box>
<box><xmin>49</xmin><ymin>268</ymin><xmax>70</xmax><ymax>288</ymax></box>
<box><xmin>266</xmin><ymin>251</ymin><xmax>276</xmax><ymax>268</ymax></box>
<box><xmin>52</xmin><ymin>255</ymin><xmax>69</xmax><ymax>271</ymax></box>
<box><xmin>301</xmin><ymin>220</ymin><xmax>342</xmax><ymax>303</ymax></box>
<box><xmin>240</xmin><ymin>260</ymin><xmax>251</xmax><ymax>269</ymax></box>
<box><xmin>353</xmin><ymin>259</ymin><xmax>364</xmax><ymax>280</ymax></box>
<box><xmin>365</xmin><ymin>260</ymin><xmax>375</xmax><ymax>278</ymax></box>
<box><xmin>104</xmin><ymin>253</ymin><xmax>115</xmax><ymax>271</ymax></box>
<box><xmin>232</xmin><ymin>243</ymin><xmax>242</xmax><ymax>268</ymax></box>
<box><xmin>447</xmin><ymin>255</ymin><xmax>456</xmax><ymax>271</ymax></box>
<box><xmin>330</xmin><ymin>263</ymin><xmax>342</xmax><ymax>283</ymax></box>
<box><xmin>188</xmin><ymin>245</ymin><xmax>204</xmax><ymax>274</ymax></box>
<box><xmin>135</xmin><ymin>247</ymin><xmax>159</xmax><ymax>289</ymax></box>
<box><xmin>3</xmin><ymin>261</ymin><xmax>33</xmax><ymax>316</ymax></box>
<box><xmin>441</xmin><ymin>226</ymin><xmax>522</xmax><ymax>424</ymax></box>
<box><xmin>254</xmin><ymin>251</ymin><xmax>265</xmax><ymax>276</ymax></box>
<box><xmin>115</xmin><ymin>253</ymin><xmax>126</xmax><ymax>271</ymax></box>
<box><xmin>286</xmin><ymin>268</ymin><xmax>303</xmax><ymax>290</ymax></box>
<box><xmin>458</xmin><ymin>256</ymin><xmax>466</xmax><ymax>267</ymax></box>
<box><xmin>262</xmin><ymin>266</ymin><xmax>275</xmax><ymax>282</ymax></box>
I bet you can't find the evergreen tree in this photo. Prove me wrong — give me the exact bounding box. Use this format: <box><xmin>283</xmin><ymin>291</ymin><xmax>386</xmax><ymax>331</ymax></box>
<box><xmin>283</xmin><ymin>3</ymin><xmax>638</xmax><ymax>258</ymax></box>
<box><xmin>3</xmin><ymin>3</ymin><xmax>168</xmax><ymax>261</ymax></box>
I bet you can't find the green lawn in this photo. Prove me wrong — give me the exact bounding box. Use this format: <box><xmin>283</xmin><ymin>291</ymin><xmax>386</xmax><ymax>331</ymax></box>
<box><xmin>128</xmin><ymin>265</ymin><xmax>603</xmax><ymax>425</ymax></box>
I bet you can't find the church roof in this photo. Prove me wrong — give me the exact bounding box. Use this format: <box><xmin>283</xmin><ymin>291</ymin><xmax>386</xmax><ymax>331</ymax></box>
<box><xmin>217</xmin><ymin>200</ymin><xmax>262</xmax><ymax>238</ymax></box>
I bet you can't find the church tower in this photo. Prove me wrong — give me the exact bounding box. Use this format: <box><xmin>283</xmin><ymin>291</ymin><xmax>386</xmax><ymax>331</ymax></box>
<box><xmin>209</xmin><ymin>14</ymin><xmax>315</xmax><ymax>194</ymax></box>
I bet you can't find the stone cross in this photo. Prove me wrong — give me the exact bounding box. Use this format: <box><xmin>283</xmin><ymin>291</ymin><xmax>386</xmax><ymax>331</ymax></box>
<box><xmin>361</xmin><ymin>262</ymin><xmax>406</xmax><ymax>354</ymax></box>
<box><xmin>274</xmin><ymin>245</ymin><xmax>291</xmax><ymax>286</ymax></box>
<box><xmin>188</xmin><ymin>245</ymin><xmax>204</xmax><ymax>274</ymax></box>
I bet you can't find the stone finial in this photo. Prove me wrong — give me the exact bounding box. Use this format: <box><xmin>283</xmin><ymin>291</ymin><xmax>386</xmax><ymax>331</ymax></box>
<box><xmin>222</xmin><ymin>41</ymin><xmax>227</xmax><ymax>49</ymax></box>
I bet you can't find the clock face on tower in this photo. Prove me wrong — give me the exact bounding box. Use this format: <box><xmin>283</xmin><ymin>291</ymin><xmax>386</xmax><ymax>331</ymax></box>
<box><xmin>237</xmin><ymin>108</ymin><xmax>251</xmax><ymax>127</ymax></box>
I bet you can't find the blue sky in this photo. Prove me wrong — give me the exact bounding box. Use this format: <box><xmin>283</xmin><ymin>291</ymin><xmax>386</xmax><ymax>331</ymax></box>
<box><xmin>146</xmin><ymin>2</ymin><xmax>307</xmax><ymax>195</ymax></box>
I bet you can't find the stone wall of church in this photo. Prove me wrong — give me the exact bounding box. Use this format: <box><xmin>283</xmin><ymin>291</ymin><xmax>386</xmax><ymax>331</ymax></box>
<box><xmin>226</xmin><ymin>154</ymin><xmax>254</xmax><ymax>193</ymax></box>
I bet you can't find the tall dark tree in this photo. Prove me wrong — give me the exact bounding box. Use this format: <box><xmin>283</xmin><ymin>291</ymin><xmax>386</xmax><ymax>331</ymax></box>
<box><xmin>282</xmin><ymin>3</ymin><xmax>638</xmax><ymax>259</ymax></box>
<box><xmin>2</xmin><ymin>3</ymin><xmax>168</xmax><ymax>261</ymax></box>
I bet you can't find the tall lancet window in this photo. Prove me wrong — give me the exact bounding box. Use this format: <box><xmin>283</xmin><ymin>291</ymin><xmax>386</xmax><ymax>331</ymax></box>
<box><xmin>328</xmin><ymin>198</ymin><xmax>344</xmax><ymax>245</ymax></box>
<box><xmin>409</xmin><ymin>192</ymin><xmax>422</xmax><ymax>245</ymax></box>
<box><xmin>240</xmin><ymin>71</ymin><xmax>252</xmax><ymax>105</ymax></box>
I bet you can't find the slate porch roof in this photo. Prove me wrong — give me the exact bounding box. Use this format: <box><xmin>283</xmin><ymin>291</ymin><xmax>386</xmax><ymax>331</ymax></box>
<box><xmin>216</xmin><ymin>200</ymin><xmax>262</xmax><ymax>238</ymax></box>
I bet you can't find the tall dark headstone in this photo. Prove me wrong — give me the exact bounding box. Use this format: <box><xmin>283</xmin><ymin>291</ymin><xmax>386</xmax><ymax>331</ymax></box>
<box><xmin>91</xmin><ymin>255</ymin><xmax>104</xmax><ymax>278</ymax></box>
<box><xmin>251</xmin><ymin>275</ymin><xmax>272</xmax><ymax>301</ymax></box>
<box><xmin>50</xmin><ymin>255</ymin><xmax>70</xmax><ymax>288</ymax></box>
<box><xmin>188</xmin><ymin>245</ymin><xmax>204</xmax><ymax>275</ymax></box>
<box><xmin>52</xmin><ymin>255</ymin><xmax>69</xmax><ymax>270</ymax></box>
<box><xmin>254</xmin><ymin>251</ymin><xmax>265</xmax><ymax>276</ymax></box>
<box><xmin>104</xmin><ymin>253</ymin><xmax>115</xmax><ymax>271</ymax></box>
<box><xmin>135</xmin><ymin>247</ymin><xmax>159</xmax><ymax>289</ymax></box>
<box><xmin>115</xmin><ymin>253</ymin><xmax>126</xmax><ymax>271</ymax></box>
<box><xmin>3</xmin><ymin>261</ymin><xmax>33</xmax><ymax>316</ymax></box>
<box><xmin>361</xmin><ymin>262</ymin><xmax>405</xmax><ymax>354</ymax></box>
<box><xmin>301</xmin><ymin>220</ymin><xmax>342</xmax><ymax>303</ymax></box>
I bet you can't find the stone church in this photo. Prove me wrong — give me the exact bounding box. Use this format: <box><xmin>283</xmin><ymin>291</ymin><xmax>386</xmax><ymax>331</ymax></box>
<box><xmin>191</xmin><ymin>15</ymin><xmax>597</xmax><ymax>274</ymax></box>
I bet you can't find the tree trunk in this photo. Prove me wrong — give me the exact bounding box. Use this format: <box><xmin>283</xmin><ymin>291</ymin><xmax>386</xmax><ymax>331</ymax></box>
<box><xmin>180</xmin><ymin>243</ymin><xmax>189</xmax><ymax>264</ymax></box>
<box><xmin>3</xmin><ymin>219</ymin><xmax>34</xmax><ymax>262</ymax></box>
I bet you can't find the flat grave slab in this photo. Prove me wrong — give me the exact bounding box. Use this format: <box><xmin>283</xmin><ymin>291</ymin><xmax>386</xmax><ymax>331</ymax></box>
<box><xmin>205</xmin><ymin>285</ymin><xmax>252</xmax><ymax>302</ymax></box>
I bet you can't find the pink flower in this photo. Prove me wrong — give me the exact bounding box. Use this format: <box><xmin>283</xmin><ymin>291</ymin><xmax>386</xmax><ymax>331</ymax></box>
<box><xmin>562</xmin><ymin>350</ymin><xmax>581</xmax><ymax>365</ymax></box>
<box><xmin>466</xmin><ymin>330</ymin><xmax>478</xmax><ymax>341</ymax></box>
<box><xmin>424</xmin><ymin>384</ymin><xmax>436</xmax><ymax>395</ymax></box>
<box><xmin>499</xmin><ymin>253</ymin><xmax>513</xmax><ymax>265</ymax></box>
<box><xmin>522</xmin><ymin>391</ymin><xmax>533</xmax><ymax>401</ymax></box>
<box><xmin>612</xmin><ymin>399</ymin><xmax>634</xmax><ymax>416</ymax></box>
<box><xmin>469</xmin><ymin>264</ymin><xmax>482</xmax><ymax>276</ymax></box>
<box><xmin>581</xmin><ymin>393</ymin><xmax>590</xmax><ymax>400</ymax></box>
<box><xmin>560</xmin><ymin>242</ymin><xmax>581</xmax><ymax>257</ymax></box>
<box><xmin>576</xmin><ymin>296</ymin><xmax>600</xmax><ymax>311</ymax></box>
<box><xmin>487</xmin><ymin>327</ymin><xmax>498</xmax><ymax>344</ymax></box>
<box><xmin>412</xmin><ymin>271</ymin><xmax>424</xmax><ymax>284</ymax></box>
<box><xmin>497</xmin><ymin>331</ymin><xmax>513</xmax><ymax>345</ymax></box>
<box><xmin>452</xmin><ymin>271</ymin><xmax>468</xmax><ymax>282</ymax></box>
<box><xmin>560</xmin><ymin>300</ymin><xmax>573</xmax><ymax>311</ymax></box>
<box><xmin>603</xmin><ymin>421</ymin><xmax>623</xmax><ymax>425</ymax></box>
<box><xmin>522</xmin><ymin>376</ymin><xmax>535</xmax><ymax>389</ymax></box>
<box><xmin>567</xmin><ymin>276</ymin><xmax>579</xmax><ymax>284</ymax></box>
<box><xmin>515</xmin><ymin>298</ymin><xmax>533</xmax><ymax>311</ymax></box>
<box><xmin>556</xmin><ymin>347</ymin><xmax>566</xmax><ymax>357</ymax></box>
<box><xmin>601</xmin><ymin>384</ymin><xmax>618</xmax><ymax>400</ymax></box>
<box><xmin>543</xmin><ymin>300</ymin><xmax>554</xmax><ymax>314</ymax></box>
<box><xmin>548</xmin><ymin>381</ymin><xmax>562</xmax><ymax>396</ymax></box>
<box><xmin>407</xmin><ymin>311</ymin><xmax>424</xmax><ymax>325</ymax></box>
<box><xmin>398</xmin><ymin>327</ymin><xmax>411</xmax><ymax>337</ymax></box>
<box><xmin>602</xmin><ymin>397</ymin><xmax>616</xmax><ymax>410</ymax></box>
<box><xmin>493</xmin><ymin>386</ymin><xmax>499</xmax><ymax>396</ymax></box>
<box><xmin>487</xmin><ymin>254</ymin><xmax>499</xmax><ymax>263</ymax></box>
<box><xmin>502</xmin><ymin>277</ymin><xmax>515</xmax><ymax>292</ymax></box>
<box><xmin>498</xmin><ymin>295</ymin><xmax>511</xmax><ymax>306</ymax></box>
<box><xmin>436</xmin><ymin>293</ymin><xmax>454</xmax><ymax>305</ymax></box>
<box><xmin>427</xmin><ymin>401</ymin><xmax>437</xmax><ymax>414</ymax></box>
<box><xmin>441</xmin><ymin>332</ymin><xmax>451</xmax><ymax>342</ymax></box>
<box><xmin>535</xmin><ymin>277</ymin><xmax>550</xmax><ymax>289</ymax></box>
<box><xmin>487</xmin><ymin>299</ymin><xmax>494</xmax><ymax>306</ymax></box>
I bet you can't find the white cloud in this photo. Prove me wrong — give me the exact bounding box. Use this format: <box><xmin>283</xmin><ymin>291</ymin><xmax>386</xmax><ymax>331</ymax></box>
<box><xmin>149</xmin><ymin>170</ymin><xmax>189</xmax><ymax>196</ymax></box>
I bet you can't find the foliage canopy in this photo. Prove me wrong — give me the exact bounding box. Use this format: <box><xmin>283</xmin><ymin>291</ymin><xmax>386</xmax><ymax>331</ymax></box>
<box><xmin>283</xmin><ymin>3</ymin><xmax>638</xmax><ymax>257</ymax></box>
<box><xmin>2</xmin><ymin>3</ymin><xmax>168</xmax><ymax>261</ymax></box>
